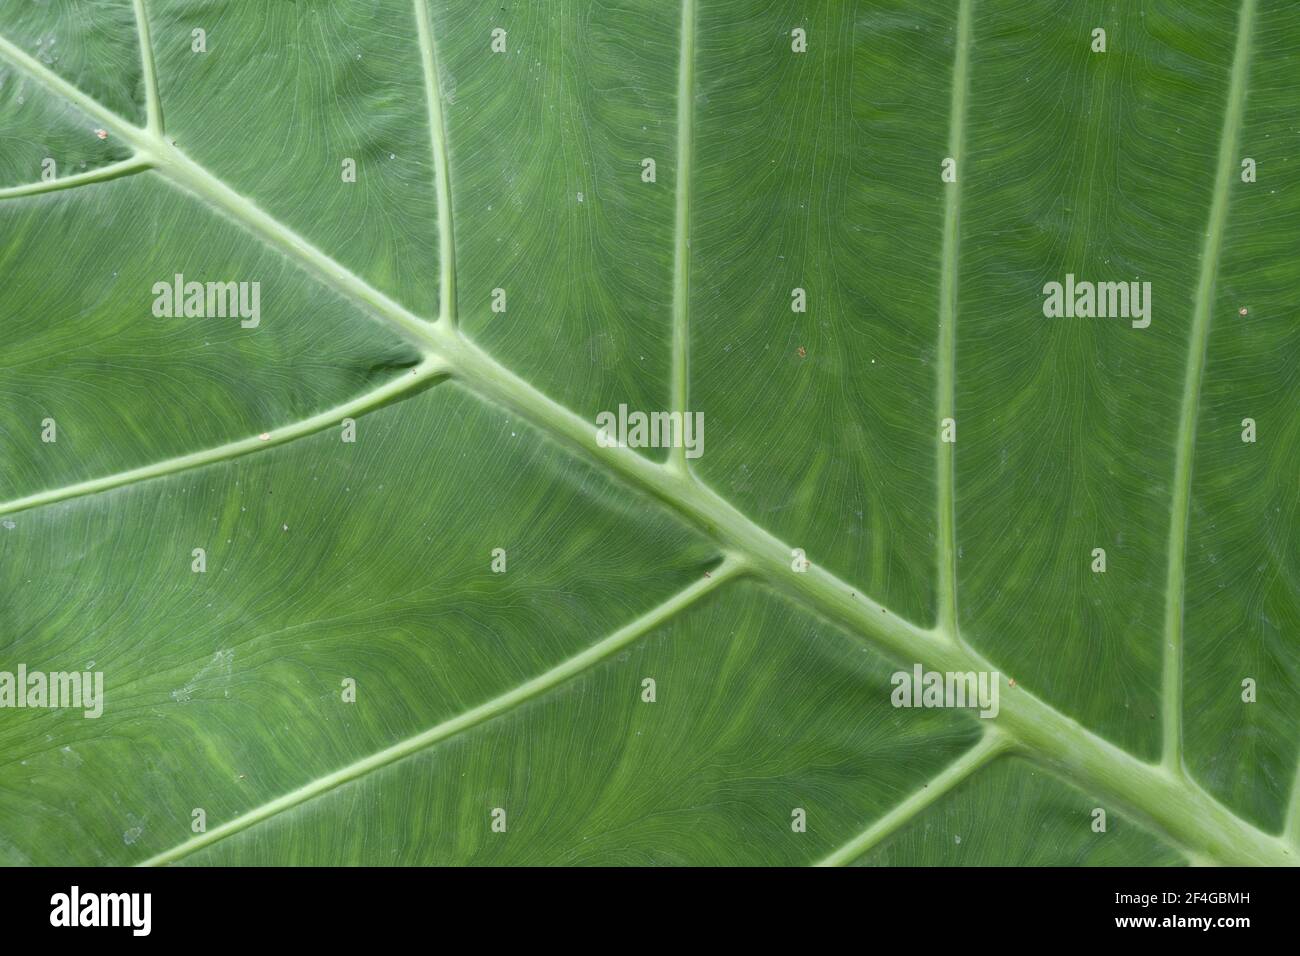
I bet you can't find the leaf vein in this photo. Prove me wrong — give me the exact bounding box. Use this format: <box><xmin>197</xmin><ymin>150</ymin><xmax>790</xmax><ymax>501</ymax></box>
<box><xmin>138</xmin><ymin>555</ymin><xmax>747</xmax><ymax>865</ymax></box>
<box><xmin>815</xmin><ymin>730</ymin><xmax>1009</xmax><ymax>867</ymax></box>
<box><xmin>1159</xmin><ymin>0</ymin><xmax>1257</xmax><ymax>776</ymax></box>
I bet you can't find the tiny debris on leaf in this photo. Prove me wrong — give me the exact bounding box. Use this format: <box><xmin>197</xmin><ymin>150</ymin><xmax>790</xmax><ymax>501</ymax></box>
<box><xmin>94</xmin><ymin>128</ymin><xmax>108</xmax><ymax>140</ymax></box>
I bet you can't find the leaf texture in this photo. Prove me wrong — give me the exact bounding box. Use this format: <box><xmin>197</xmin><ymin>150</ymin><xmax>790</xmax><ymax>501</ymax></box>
<box><xmin>0</xmin><ymin>0</ymin><xmax>1296</xmax><ymax>866</ymax></box>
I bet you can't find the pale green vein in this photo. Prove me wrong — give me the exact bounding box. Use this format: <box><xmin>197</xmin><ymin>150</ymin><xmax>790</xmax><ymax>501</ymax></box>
<box><xmin>0</xmin><ymin>33</ymin><xmax>126</xmax><ymax>136</ymax></box>
<box><xmin>936</xmin><ymin>0</ymin><xmax>973</xmax><ymax>640</ymax></box>
<box><xmin>1160</xmin><ymin>0</ymin><xmax>1256</xmax><ymax>777</ymax></box>
<box><xmin>1286</xmin><ymin>766</ymin><xmax>1300</xmax><ymax>847</ymax></box>
<box><xmin>668</xmin><ymin>0</ymin><xmax>697</xmax><ymax>474</ymax></box>
<box><xmin>0</xmin><ymin>156</ymin><xmax>152</xmax><ymax>200</ymax></box>
<box><xmin>140</xmin><ymin>555</ymin><xmax>748</xmax><ymax>865</ymax></box>
<box><xmin>0</xmin><ymin>357</ymin><xmax>446</xmax><ymax>518</ymax></box>
<box><xmin>0</xmin><ymin>31</ymin><xmax>435</xmax><ymax>352</ymax></box>
<box><xmin>132</xmin><ymin>0</ymin><xmax>163</xmax><ymax>133</ymax></box>
<box><xmin>816</xmin><ymin>730</ymin><xmax>1009</xmax><ymax>866</ymax></box>
<box><xmin>414</xmin><ymin>0</ymin><xmax>457</xmax><ymax>325</ymax></box>
<box><xmin>1</xmin><ymin>20</ymin><xmax>1295</xmax><ymax>868</ymax></box>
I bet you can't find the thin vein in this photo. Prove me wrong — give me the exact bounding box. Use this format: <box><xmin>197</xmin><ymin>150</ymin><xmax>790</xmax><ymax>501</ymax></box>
<box><xmin>0</xmin><ymin>357</ymin><xmax>446</xmax><ymax>518</ymax></box>
<box><xmin>1286</xmin><ymin>765</ymin><xmax>1300</xmax><ymax>847</ymax></box>
<box><xmin>936</xmin><ymin>0</ymin><xmax>973</xmax><ymax>639</ymax></box>
<box><xmin>0</xmin><ymin>156</ymin><xmax>152</xmax><ymax>200</ymax></box>
<box><xmin>815</xmin><ymin>731</ymin><xmax>1008</xmax><ymax>867</ymax></box>
<box><xmin>1160</xmin><ymin>0</ymin><xmax>1256</xmax><ymax>776</ymax></box>
<box><xmin>0</xmin><ymin>33</ymin><xmax>435</xmax><ymax>351</ymax></box>
<box><xmin>414</xmin><ymin>0</ymin><xmax>457</xmax><ymax>325</ymax></box>
<box><xmin>139</xmin><ymin>555</ymin><xmax>748</xmax><ymax>865</ymax></box>
<box><xmin>132</xmin><ymin>0</ymin><xmax>164</xmax><ymax>133</ymax></box>
<box><xmin>668</xmin><ymin>0</ymin><xmax>697</xmax><ymax>473</ymax></box>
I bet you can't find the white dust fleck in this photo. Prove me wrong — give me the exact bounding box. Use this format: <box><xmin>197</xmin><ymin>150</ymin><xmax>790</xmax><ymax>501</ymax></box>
<box><xmin>171</xmin><ymin>649</ymin><xmax>234</xmax><ymax>703</ymax></box>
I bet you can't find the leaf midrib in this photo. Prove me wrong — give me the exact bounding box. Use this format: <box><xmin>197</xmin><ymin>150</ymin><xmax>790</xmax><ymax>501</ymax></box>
<box><xmin>0</xmin><ymin>2</ymin><xmax>1292</xmax><ymax>867</ymax></box>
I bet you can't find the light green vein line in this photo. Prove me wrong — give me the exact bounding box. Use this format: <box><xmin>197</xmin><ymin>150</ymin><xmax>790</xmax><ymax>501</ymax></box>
<box><xmin>668</xmin><ymin>0</ymin><xmax>697</xmax><ymax>474</ymax></box>
<box><xmin>0</xmin><ymin>32</ymin><xmax>127</xmax><ymax>134</ymax></box>
<box><xmin>936</xmin><ymin>0</ymin><xmax>973</xmax><ymax>639</ymax></box>
<box><xmin>131</xmin><ymin>0</ymin><xmax>163</xmax><ymax>133</ymax></box>
<box><xmin>0</xmin><ymin>156</ymin><xmax>152</xmax><ymax>200</ymax></box>
<box><xmin>414</xmin><ymin>0</ymin><xmax>457</xmax><ymax>325</ymax></box>
<box><xmin>139</xmin><ymin>555</ymin><xmax>748</xmax><ymax>865</ymax></box>
<box><xmin>816</xmin><ymin>730</ymin><xmax>1008</xmax><ymax>867</ymax></box>
<box><xmin>1160</xmin><ymin>0</ymin><xmax>1256</xmax><ymax>776</ymax></box>
<box><xmin>1286</xmin><ymin>765</ymin><xmax>1300</xmax><ymax>847</ymax></box>
<box><xmin>0</xmin><ymin>357</ymin><xmax>446</xmax><ymax>518</ymax></box>
<box><xmin>0</xmin><ymin>32</ymin><xmax>437</xmax><ymax>351</ymax></box>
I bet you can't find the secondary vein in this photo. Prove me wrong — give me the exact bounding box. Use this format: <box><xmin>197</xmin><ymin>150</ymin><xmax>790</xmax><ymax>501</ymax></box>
<box><xmin>1160</xmin><ymin>0</ymin><xmax>1256</xmax><ymax>776</ymax></box>
<box><xmin>414</xmin><ymin>0</ymin><xmax>458</xmax><ymax>325</ymax></box>
<box><xmin>815</xmin><ymin>729</ymin><xmax>1008</xmax><ymax>866</ymax></box>
<box><xmin>140</xmin><ymin>555</ymin><xmax>747</xmax><ymax>865</ymax></box>
<box><xmin>0</xmin><ymin>357</ymin><xmax>446</xmax><ymax>518</ymax></box>
<box><xmin>1287</xmin><ymin>765</ymin><xmax>1300</xmax><ymax>847</ymax></box>
<box><xmin>0</xmin><ymin>156</ymin><xmax>153</xmax><ymax>200</ymax></box>
<box><xmin>131</xmin><ymin>0</ymin><xmax>164</xmax><ymax>133</ymax></box>
<box><xmin>668</xmin><ymin>0</ymin><xmax>697</xmax><ymax>473</ymax></box>
<box><xmin>936</xmin><ymin>0</ymin><xmax>973</xmax><ymax>640</ymax></box>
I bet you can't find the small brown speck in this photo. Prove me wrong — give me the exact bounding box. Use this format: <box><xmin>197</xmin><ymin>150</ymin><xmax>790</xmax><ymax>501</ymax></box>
<box><xmin>94</xmin><ymin>128</ymin><xmax>108</xmax><ymax>140</ymax></box>
<box><xmin>796</xmin><ymin>346</ymin><xmax>807</xmax><ymax>358</ymax></box>
<box><xmin>1008</xmin><ymin>678</ymin><xmax>1016</xmax><ymax>688</ymax></box>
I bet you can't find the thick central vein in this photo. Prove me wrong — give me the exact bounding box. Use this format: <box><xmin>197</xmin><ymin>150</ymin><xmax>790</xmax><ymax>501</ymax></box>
<box><xmin>0</xmin><ymin>6</ymin><xmax>1292</xmax><ymax>868</ymax></box>
<box><xmin>1160</xmin><ymin>0</ymin><xmax>1256</xmax><ymax>776</ymax></box>
<box><xmin>936</xmin><ymin>0</ymin><xmax>973</xmax><ymax>638</ymax></box>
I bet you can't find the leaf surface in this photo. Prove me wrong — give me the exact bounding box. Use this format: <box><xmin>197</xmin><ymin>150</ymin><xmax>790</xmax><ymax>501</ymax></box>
<box><xmin>0</xmin><ymin>0</ymin><xmax>1296</xmax><ymax>866</ymax></box>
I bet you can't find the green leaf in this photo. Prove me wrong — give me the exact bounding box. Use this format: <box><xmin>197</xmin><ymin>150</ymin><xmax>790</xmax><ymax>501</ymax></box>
<box><xmin>0</xmin><ymin>0</ymin><xmax>1296</xmax><ymax>866</ymax></box>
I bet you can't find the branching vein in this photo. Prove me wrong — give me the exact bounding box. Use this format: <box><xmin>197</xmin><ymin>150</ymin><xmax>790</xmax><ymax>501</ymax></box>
<box><xmin>1160</xmin><ymin>0</ymin><xmax>1256</xmax><ymax>776</ymax></box>
<box><xmin>0</xmin><ymin>357</ymin><xmax>446</xmax><ymax>518</ymax></box>
<box><xmin>139</xmin><ymin>555</ymin><xmax>747</xmax><ymax>865</ymax></box>
<box><xmin>132</xmin><ymin>0</ymin><xmax>164</xmax><ymax>133</ymax></box>
<box><xmin>935</xmin><ymin>0</ymin><xmax>973</xmax><ymax>640</ymax></box>
<box><xmin>668</xmin><ymin>0</ymin><xmax>697</xmax><ymax>474</ymax></box>
<box><xmin>414</xmin><ymin>0</ymin><xmax>457</xmax><ymax>325</ymax></box>
<box><xmin>0</xmin><ymin>156</ymin><xmax>152</xmax><ymax>200</ymax></box>
<box><xmin>816</xmin><ymin>730</ymin><xmax>1009</xmax><ymax>866</ymax></box>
